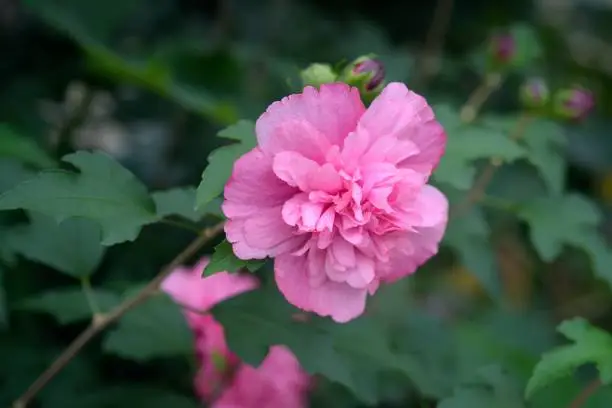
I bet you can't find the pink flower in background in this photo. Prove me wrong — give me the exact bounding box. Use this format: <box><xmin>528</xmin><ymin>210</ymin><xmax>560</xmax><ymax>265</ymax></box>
<box><xmin>223</xmin><ymin>82</ymin><xmax>448</xmax><ymax>323</ymax></box>
<box><xmin>161</xmin><ymin>259</ymin><xmax>310</xmax><ymax>407</ymax></box>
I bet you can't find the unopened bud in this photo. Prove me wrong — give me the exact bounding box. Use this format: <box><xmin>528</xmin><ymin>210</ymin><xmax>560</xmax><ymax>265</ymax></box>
<box><xmin>520</xmin><ymin>78</ymin><xmax>549</xmax><ymax>110</ymax></box>
<box><xmin>340</xmin><ymin>56</ymin><xmax>386</xmax><ymax>103</ymax></box>
<box><xmin>352</xmin><ymin>58</ymin><xmax>385</xmax><ymax>91</ymax></box>
<box><xmin>300</xmin><ymin>63</ymin><xmax>337</xmax><ymax>88</ymax></box>
<box><xmin>489</xmin><ymin>33</ymin><xmax>515</xmax><ymax>65</ymax></box>
<box><xmin>553</xmin><ymin>86</ymin><xmax>594</xmax><ymax>121</ymax></box>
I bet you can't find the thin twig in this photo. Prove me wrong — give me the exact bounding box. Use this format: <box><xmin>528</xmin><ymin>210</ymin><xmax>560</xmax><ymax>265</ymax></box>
<box><xmin>459</xmin><ymin>73</ymin><xmax>503</xmax><ymax>124</ymax></box>
<box><xmin>569</xmin><ymin>378</ymin><xmax>602</xmax><ymax>408</ymax></box>
<box><xmin>414</xmin><ymin>0</ymin><xmax>455</xmax><ymax>86</ymax></box>
<box><xmin>12</xmin><ymin>222</ymin><xmax>225</xmax><ymax>408</ymax></box>
<box><xmin>451</xmin><ymin>113</ymin><xmax>532</xmax><ymax>218</ymax></box>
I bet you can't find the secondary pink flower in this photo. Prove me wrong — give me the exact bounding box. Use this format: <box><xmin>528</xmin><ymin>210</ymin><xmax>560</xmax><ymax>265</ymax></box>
<box><xmin>223</xmin><ymin>82</ymin><xmax>448</xmax><ymax>323</ymax></box>
<box><xmin>213</xmin><ymin>347</ymin><xmax>309</xmax><ymax>408</ymax></box>
<box><xmin>161</xmin><ymin>259</ymin><xmax>310</xmax><ymax>407</ymax></box>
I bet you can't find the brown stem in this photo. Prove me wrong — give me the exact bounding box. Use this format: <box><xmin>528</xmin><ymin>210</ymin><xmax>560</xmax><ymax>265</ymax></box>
<box><xmin>569</xmin><ymin>378</ymin><xmax>602</xmax><ymax>408</ymax></box>
<box><xmin>414</xmin><ymin>0</ymin><xmax>455</xmax><ymax>86</ymax></box>
<box><xmin>12</xmin><ymin>222</ymin><xmax>225</xmax><ymax>408</ymax></box>
<box><xmin>451</xmin><ymin>113</ymin><xmax>532</xmax><ymax>218</ymax></box>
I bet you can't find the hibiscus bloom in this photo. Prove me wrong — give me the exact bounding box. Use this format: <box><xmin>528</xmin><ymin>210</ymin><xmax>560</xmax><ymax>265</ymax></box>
<box><xmin>222</xmin><ymin>82</ymin><xmax>448</xmax><ymax>323</ymax></box>
<box><xmin>161</xmin><ymin>259</ymin><xmax>310</xmax><ymax>407</ymax></box>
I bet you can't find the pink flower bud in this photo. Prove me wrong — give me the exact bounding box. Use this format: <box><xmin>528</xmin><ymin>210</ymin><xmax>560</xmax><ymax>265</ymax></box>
<box><xmin>554</xmin><ymin>86</ymin><xmax>595</xmax><ymax>121</ymax></box>
<box><xmin>520</xmin><ymin>78</ymin><xmax>549</xmax><ymax>110</ymax></box>
<box><xmin>490</xmin><ymin>34</ymin><xmax>515</xmax><ymax>64</ymax></box>
<box><xmin>352</xmin><ymin>58</ymin><xmax>386</xmax><ymax>91</ymax></box>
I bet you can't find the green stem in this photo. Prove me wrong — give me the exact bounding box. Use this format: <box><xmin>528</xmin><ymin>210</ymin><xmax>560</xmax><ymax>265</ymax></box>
<box><xmin>459</xmin><ymin>72</ymin><xmax>503</xmax><ymax>123</ymax></box>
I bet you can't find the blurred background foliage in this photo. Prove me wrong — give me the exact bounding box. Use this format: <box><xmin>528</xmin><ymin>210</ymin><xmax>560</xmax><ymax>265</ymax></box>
<box><xmin>2</xmin><ymin>0</ymin><xmax>612</xmax><ymax>407</ymax></box>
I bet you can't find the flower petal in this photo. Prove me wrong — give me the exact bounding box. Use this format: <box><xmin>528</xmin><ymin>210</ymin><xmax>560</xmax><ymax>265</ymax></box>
<box><xmin>273</xmin><ymin>151</ymin><xmax>319</xmax><ymax>191</ymax></box>
<box><xmin>256</xmin><ymin>83</ymin><xmax>365</xmax><ymax>160</ymax></box>
<box><xmin>226</xmin><ymin>207</ymin><xmax>308</xmax><ymax>259</ymax></box>
<box><xmin>411</xmin><ymin>184</ymin><xmax>449</xmax><ymax>229</ymax></box>
<box><xmin>223</xmin><ymin>148</ymin><xmax>296</xmax><ymax>218</ymax></box>
<box><xmin>275</xmin><ymin>252</ymin><xmax>368</xmax><ymax>323</ymax></box>
<box><xmin>358</xmin><ymin>82</ymin><xmax>446</xmax><ymax>175</ymax></box>
<box><xmin>377</xmin><ymin>186</ymin><xmax>448</xmax><ymax>283</ymax></box>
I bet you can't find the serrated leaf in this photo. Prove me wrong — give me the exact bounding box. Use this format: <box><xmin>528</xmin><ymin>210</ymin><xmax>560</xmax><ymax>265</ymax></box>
<box><xmin>440</xmin><ymin>365</ymin><xmax>526</xmax><ymax>408</ymax></box>
<box><xmin>7</xmin><ymin>213</ymin><xmax>105</xmax><ymax>278</ymax></box>
<box><xmin>103</xmin><ymin>293</ymin><xmax>193</xmax><ymax>361</ymax></box>
<box><xmin>444</xmin><ymin>205</ymin><xmax>501</xmax><ymax>299</ymax></box>
<box><xmin>517</xmin><ymin>194</ymin><xmax>601</xmax><ymax>261</ymax></box>
<box><xmin>62</xmin><ymin>386</ymin><xmax>200</xmax><ymax>408</ymax></box>
<box><xmin>152</xmin><ymin>187</ymin><xmax>223</xmax><ymax>222</ymax></box>
<box><xmin>0</xmin><ymin>125</ymin><xmax>56</xmax><ymax>168</ymax></box>
<box><xmin>203</xmin><ymin>240</ymin><xmax>264</xmax><ymax>276</ymax></box>
<box><xmin>213</xmin><ymin>283</ymin><xmax>428</xmax><ymax>404</ymax></box>
<box><xmin>195</xmin><ymin>121</ymin><xmax>257</xmax><ymax>210</ymax></box>
<box><xmin>482</xmin><ymin>116</ymin><xmax>566</xmax><ymax>194</ymax></box>
<box><xmin>526</xmin><ymin>318</ymin><xmax>612</xmax><ymax>398</ymax></box>
<box><xmin>0</xmin><ymin>151</ymin><xmax>157</xmax><ymax>245</ymax></box>
<box><xmin>569</xmin><ymin>229</ymin><xmax>612</xmax><ymax>291</ymax></box>
<box><xmin>433</xmin><ymin>106</ymin><xmax>526</xmax><ymax>189</ymax></box>
<box><xmin>18</xmin><ymin>288</ymin><xmax>120</xmax><ymax>324</ymax></box>
<box><xmin>530</xmin><ymin>376</ymin><xmax>612</xmax><ymax>408</ymax></box>
<box><xmin>522</xmin><ymin>120</ymin><xmax>566</xmax><ymax>194</ymax></box>
<box><xmin>440</xmin><ymin>186</ymin><xmax>501</xmax><ymax>298</ymax></box>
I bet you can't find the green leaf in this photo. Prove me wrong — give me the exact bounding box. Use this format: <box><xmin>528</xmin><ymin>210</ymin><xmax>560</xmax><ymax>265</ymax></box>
<box><xmin>439</xmin><ymin>365</ymin><xmax>526</xmax><ymax>408</ymax></box>
<box><xmin>0</xmin><ymin>160</ymin><xmax>35</xmax><ymax>194</ymax></box>
<box><xmin>103</xmin><ymin>293</ymin><xmax>193</xmax><ymax>361</ymax></box>
<box><xmin>569</xmin><ymin>229</ymin><xmax>612</xmax><ymax>289</ymax></box>
<box><xmin>24</xmin><ymin>0</ymin><xmax>145</xmax><ymax>43</ymax></box>
<box><xmin>526</xmin><ymin>318</ymin><xmax>612</xmax><ymax>398</ymax></box>
<box><xmin>0</xmin><ymin>151</ymin><xmax>157</xmax><ymax>245</ymax></box>
<box><xmin>482</xmin><ymin>116</ymin><xmax>566</xmax><ymax>194</ymax></box>
<box><xmin>444</xmin><ymin>201</ymin><xmax>501</xmax><ymax>299</ymax></box>
<box><xmin>7</xmin><ymin>213</ymin><xmax>105</xmax><ymax>278</ymax></box>
<box><xmin>83</xmin><ymin>44</ymin><xmax>237</xmax><ymax>124</ymax></box>
<box><xmin>152</xmin><ymin>187</ymin><xmax>223</xmax><ymax>222</ymax></box>
<box><xmin>0</xmin><ymin>125</ymin><xmax>56</xmax><ymax>168</ymax></box>
<box><xmin>213</xmin><ymin>283</ymin><xmax>430</xmax><ymax>404</ymax></box>
<box><xmin>517</xmin><ymin>194</ymin><xmax>601</xmax><ymax>261</ymax></box>
<box><xmin>433</xmin><ymin>105</ymin><xmax>527</xmax><ymax>189</ymax></box>
<box><xmin>203</xmin><ymin>239</ymin><xmax>265</xmax><ymax>276</ymax></box>
<box><xmin>25</xmin><ymin>0</ymin><xmax>236</xmax><ymax>124</ymax></box>
<box><xmin>62</xmin><ymin>386</ymin><xmax>200</xmax><ymax>408</ymax></box>
<box><xmin>521</xmin><ymin>120</ymin><xmax>566</xmax><ymax>195</ymax></box>
<box><xmin>18</xmin><ymin>288</ymin><xmax>120</xmax><ymax>324</ymax></box>
<box><xmin>195</xmin><ymin>120</ymin><xmax>257</xmax><ymax>210</ymax></box>
<box><xmin>217</xmin><ymin>119</ymin><xmax>256</xmax><ymax>143</ymax></box>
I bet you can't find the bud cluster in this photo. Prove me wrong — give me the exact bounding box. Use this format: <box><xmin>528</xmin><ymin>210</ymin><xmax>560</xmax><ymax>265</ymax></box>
<box><xmin>300</xmin><ymin>55</ymin><xmax>386</xmax><ymax>104</ymax></box>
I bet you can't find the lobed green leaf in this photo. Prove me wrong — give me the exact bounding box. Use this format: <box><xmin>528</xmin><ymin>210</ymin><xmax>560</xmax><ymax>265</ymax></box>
<box><xmin>0</xmin><ymin>151</ymin><xmax>157</xmax><ymax>245</ymax></box>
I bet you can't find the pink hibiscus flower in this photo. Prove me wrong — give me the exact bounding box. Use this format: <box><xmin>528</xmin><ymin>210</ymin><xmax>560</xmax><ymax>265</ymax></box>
<box><xmin>161</xmin><ymin>259</ymin><xmax>310</xmax><ymax>407</ymax></box>
<box><xmin>222</xmin><ymin>82</ymin><xmax>448</xmax><ymax>323</ymax></box>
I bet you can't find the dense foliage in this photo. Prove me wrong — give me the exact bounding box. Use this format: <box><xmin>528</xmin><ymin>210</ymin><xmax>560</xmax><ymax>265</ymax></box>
<box><xmin>2</xmin><ymin>0</ymin><xmax>612</xmax><ymax>407</ymax></box>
